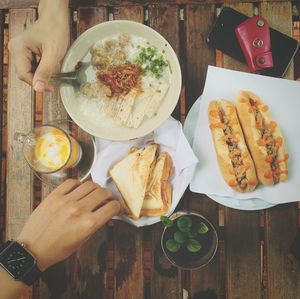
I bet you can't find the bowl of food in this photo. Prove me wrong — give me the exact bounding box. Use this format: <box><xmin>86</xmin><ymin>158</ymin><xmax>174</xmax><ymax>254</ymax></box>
<box><xmin>60</xmin><ymin>20</ymin><xmax>181</xmax><ymax>140</ymax></box>
<box><xmin>161</xmin><ymin>212</ymin><xmax>218</xmax><ymax>269</ymax></box>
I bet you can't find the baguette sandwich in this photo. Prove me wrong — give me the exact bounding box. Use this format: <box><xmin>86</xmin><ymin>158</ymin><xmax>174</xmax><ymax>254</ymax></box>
<box><xmin>208</xmin><ymin>99</ymin><xmax>258</xmax><ymax>192</ymax></box>
<box><xmin>236</xmin><ymin>91</ymin><xmax>288</xmax><ymax>185</ymax></box>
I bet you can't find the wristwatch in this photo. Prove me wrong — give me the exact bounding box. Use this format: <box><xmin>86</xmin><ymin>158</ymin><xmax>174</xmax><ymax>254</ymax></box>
<box><xmin>0</xmin><ymin>241</ymin><xmax>41</xmax><ymax>285</ymax></box>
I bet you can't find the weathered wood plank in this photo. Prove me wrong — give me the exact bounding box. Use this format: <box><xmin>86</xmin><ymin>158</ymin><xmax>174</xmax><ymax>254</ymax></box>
<box><xmin>6</xmin><ymin>9</ymin><xmax>36</xmax><ymax>299</ymax></box>
<box><xmin>185</xmin><ymin>5</ymin><xmax>223</xmax><ymax>298</ymax></box>
<box><xmin>225</xmin><ymin>209</ymin><xmax>261</xmax><ymax>298</ymax></box>
<box><xmin>0</xmin><ymin>11</ymin><xmax>4</xmax><ymax>243</ymax></box>
<box><xmin>0</xmin><ymin>0</ymin><xmax>291</xmax><ymax>9</ymax></box>
<box><xmin>111</xmin><ymin>7</ymin><xmax>145</xmax><ymax>299</ymax></box>
<box><xmin>185</xmin><ymin>4</ymin><xmax>216</xmax><ymax>113</ymax></box>
<box><xmin>221</xmin><ymin>3</ymin><xmax>262</xmax><ymax>299</ymax></box>
<box><xmin>222</xmin><ymin>3</ymin><xmax>262</xmax><ymax>299</ymax></box>
<box><xmin>259</xmin><ymin>2</ymin><xmax>300</xmax><ymax>298</ymax></box>
<box><xmin>33</xmin><ymin>8</ymin><xmax>72</xmax><ymax>299</ymax></box>
<box><xmin>113</xmin><ymin>5</ymin><xmax>144</xmax><ymax>22</ymax></box>
<box><xmin>6</xmin><ymin>8</ymin><xmax>35</xmax><ymax>240</ymax></box>
<box><xmin>148</xmin><ymin>4</ymin><xmax>181</xmax><ymax>121</ymax></box>
<box><xmin>146</xmin><ymin>4</ymin><xmax>183</xmax><ymax>299</ymax></box>
<box><xmin>73</xmin><ymin>7</ymin><xmax>110</xmax><ymax>299</ymax></box>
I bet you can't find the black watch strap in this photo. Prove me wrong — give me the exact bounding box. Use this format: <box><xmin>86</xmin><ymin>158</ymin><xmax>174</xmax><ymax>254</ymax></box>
<box><xmin>22</xmin><ymin>264</ymin><xmax>42</xmax><ymax>286</ymax></box>
<box><xmin>0</xmin><ymin>241</ymin><xmax>42</xmax><ymax>286</ymax></box>
<box><xmin>0</xmin><ymin>241</ymin><xmax>12</xmax><ymax>251</ymax></box>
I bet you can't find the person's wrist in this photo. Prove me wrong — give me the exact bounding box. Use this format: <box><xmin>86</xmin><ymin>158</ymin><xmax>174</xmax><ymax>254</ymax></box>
<box><xmin>38</xmin><ymin>0</ymin><xmax>69</xmax><ymax>24</ymax></box>
<box><xmin>15</xmin><ymin>237</ymin><xmax>49</xmax><ymax>272</ymax></box>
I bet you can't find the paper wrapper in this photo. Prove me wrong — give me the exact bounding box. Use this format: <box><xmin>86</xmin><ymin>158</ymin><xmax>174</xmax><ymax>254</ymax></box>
<box><xmin>91</xmin><ymin>117</ymin><xmax>198</xmax><ymax>226</ymax></box>
<box><xmin>190</xmin><ymin>66</ymin><xmax>300</xmax><ymax>204</ymax></box>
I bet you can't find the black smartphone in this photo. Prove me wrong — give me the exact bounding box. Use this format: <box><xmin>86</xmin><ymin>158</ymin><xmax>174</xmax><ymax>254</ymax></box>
<box><xmin>207</xmin><ymin>7</ymin><xmax>299</xmax><ymax>77</ymax></box>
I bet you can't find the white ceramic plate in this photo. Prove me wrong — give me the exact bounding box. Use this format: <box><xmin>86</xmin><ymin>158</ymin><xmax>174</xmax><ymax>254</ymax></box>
<box><xmin>183</xmin><ymin>97</ymin><xmax>276</xmax><ymax>211</ymax></box>
<box><xmin>60</xmin><ymin>20</ymin><xmax>181</xmax><ymax>140</ymax></box>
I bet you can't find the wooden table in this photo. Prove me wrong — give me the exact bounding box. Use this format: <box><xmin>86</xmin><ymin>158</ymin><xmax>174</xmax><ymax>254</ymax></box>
<box><xmin>0</xmin><ymin>1</ymin><xmax>300</xmax><ymax>298</ymax></box>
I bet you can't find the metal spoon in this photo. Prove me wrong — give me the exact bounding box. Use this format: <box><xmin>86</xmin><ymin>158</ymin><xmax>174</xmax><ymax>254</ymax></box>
<box><xmin>50</xmin><ymin>62</ymin><xmax>91</xmax><ymax>87</ymax></box>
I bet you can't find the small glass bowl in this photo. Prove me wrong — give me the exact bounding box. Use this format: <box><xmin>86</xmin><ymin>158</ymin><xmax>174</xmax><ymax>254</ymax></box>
<box><xmin>161</xmin><ymin>211</ymin><xmax>218</xmax><ymax>270</ymax></box>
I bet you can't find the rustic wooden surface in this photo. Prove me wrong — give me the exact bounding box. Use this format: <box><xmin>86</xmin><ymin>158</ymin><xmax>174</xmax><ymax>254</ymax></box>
<box><xmin>1</xmin><ymin>1</ymin><xmax>300</xmax><ymax>299</ymax></box>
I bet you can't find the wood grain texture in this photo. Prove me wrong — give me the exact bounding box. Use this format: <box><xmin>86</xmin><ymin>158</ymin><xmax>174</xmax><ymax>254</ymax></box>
<box><xmin>6</xmin><ymin>9</ymin><xmax>35</xmax><ymax>240</ymax></box>
<box><xmin>260</xmin><ymin>1</ymin><xmax>294</xmax><ymax>79</ymax></box>
<box><xmin>148</xmin><ymin>4</ymin><xmax>181</xmax><ymax>120</ymax></box>
<box><xmin>147</xmin><ymin>5</ymin><xmax>182</xmax><ymax>299</ymax></box>
<box><xmin>184</xmin><ymin>5</ymin><xmax>223</xmax><ymax>298</ymax></box>
<box><xmin>222</xmin><ymin>3</ymin><xmax>262</xmax><ymax>299</ymax></box>
<box><xmin>224</xmin><ymin>209</ymin><xmax>261</xmax><ymax>299</ymax></box>
<box><xmin>0</xmin><ymin>0</ymin><xmax>291</xmax><ymax>9</ymax></box>
<box><xmin>73</xmin><ymin>7</ymin><xmax>110</xmax><ymax>299</ymax></box>
<box><xmin>35</xmin><ymin>8</ymin><xmax>72</xmax><ymax>299</ymax></box>
<box><xmin>187</xmin><ymin>193</ymin><xmax>222</xmax><ymax>298</ymax></box>
<box><xmin>185</xmin><ymin>4</ymin><xmax>216</xmax><ymax>113</ymax></box>
<box><xmin>0</xmin><ymin>11</ymin><xmax>4</xmax><ymax>242</ymax></box>
<box><xmin>260</xmin><ymin>3</ymin><xmax>300</xmax><ymax>299</ymax></box>
<box><xmin>265</xmin><ymin>205</ymin><xmax>300</xmax><ymax>299</ymax></box>
<box><xmin>6</xmin><ymin>10</ymin><xmax>35</xmax><ymax>299</ymax></box>
<box><xmin>113</xmin><ymin>5</ymin><xmax>144</xmax><ymax>22</ymax></box>
<box><xmin>109</xmin><ymin>6</ymin><xmax>145</xmax><ymax>299</ymax></box>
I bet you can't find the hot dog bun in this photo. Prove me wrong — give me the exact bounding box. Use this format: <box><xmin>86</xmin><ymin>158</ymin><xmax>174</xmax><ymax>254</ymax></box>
<box><xmin>236</xmin><ymin>91</ymin><xmax>288</xmax><ymax>185</ymax></box>
<box><xmin>208</xmin><ymin>100</ymin><xmax>258</xmax><ymax>192</ymax></box>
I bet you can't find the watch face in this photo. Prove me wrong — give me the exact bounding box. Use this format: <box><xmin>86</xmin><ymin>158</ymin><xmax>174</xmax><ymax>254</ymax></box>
<box><xmin>0</xmin><ymin>242</ymin><xmax>35</xmax><ymax>279</ymax></box>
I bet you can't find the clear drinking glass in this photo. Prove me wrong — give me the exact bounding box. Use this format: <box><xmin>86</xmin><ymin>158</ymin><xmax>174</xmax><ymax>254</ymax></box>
<box><xmin>15</xmin><ymin>125</ymin><xmax>82</xmax><ymax>174</ymax></box>
<box><xmin>161</xmin><ymin>211</ymin><xmax>218</xmax><ymax>270</ymax></box>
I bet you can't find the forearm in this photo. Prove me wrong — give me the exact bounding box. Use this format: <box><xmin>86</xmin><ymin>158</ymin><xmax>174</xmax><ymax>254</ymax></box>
<box><xmin>0</xmin><ymin>267</ymin><xmax>28</xmax><ymax>299</ymax></box>
<box><xmin>38</xmin><ymin>0</ymin><xmax>69</xmax><ymax>21</ymax></box>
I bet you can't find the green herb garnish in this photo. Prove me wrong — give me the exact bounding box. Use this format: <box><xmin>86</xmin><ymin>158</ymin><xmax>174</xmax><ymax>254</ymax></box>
<box><xmin>197</xmin><ymin>222</ymin><xmax>209</xmax><ymax>234</ymax></box>
<box><xmin>135</xmin><ymin>45</ymin><xmax>168</xmax><ymax>79</ymax></box>
<box><xmin>177</xmin><ymin>216</ymin><xmax>192</xmax><ymax>232</ymax></box>
<box><xmin>174</xmin><ymin>231</ymin><xmax>188</xmax><ymax>244</ymax></box>
<box><xmin>163</xmin><ymin>215</ymin><xmax>205</xmax><ymax>255</ymax></box>
<box><xmin>166</xmin><ymin>239</ymin><xmax>181</xmax><ymax>253</ymax></box>
<box><xmin>186</xmin><ymin>239</ymin><xmax>202</xmax><ymax>253</ymax></box>
<box><xmin>160</xmin><ymin>216</ymin><xmax>173</xmax><ymax>228</ymax></box>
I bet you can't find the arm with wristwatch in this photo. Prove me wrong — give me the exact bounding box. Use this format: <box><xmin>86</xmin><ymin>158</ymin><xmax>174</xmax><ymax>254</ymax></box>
<box><xmin>0</xmin><ymin>179</ymin><xmax>120</xmax><ymax>299</ymax></box>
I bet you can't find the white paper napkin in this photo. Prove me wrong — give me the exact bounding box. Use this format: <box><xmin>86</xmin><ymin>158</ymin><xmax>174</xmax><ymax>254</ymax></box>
<box><xmin>190</xmin><ymin>66</ymin><xmax>300</xmax><ymax>204</ymax></box>
<box><xmin>91</xmin><ymin>117</ymin><xmax>198</xmax><ymax>226</ymax></box>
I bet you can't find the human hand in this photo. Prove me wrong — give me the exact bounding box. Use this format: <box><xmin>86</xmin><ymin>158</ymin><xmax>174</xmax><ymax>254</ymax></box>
<box><xmin>17</xmin><ymin>179</ymin><xmax>120</xmax><ymax>271</ymax></box>
<box><xmin>8</xmin><ymin>0</ymin><xmax>69</xmax><ymax>92</ymax></box>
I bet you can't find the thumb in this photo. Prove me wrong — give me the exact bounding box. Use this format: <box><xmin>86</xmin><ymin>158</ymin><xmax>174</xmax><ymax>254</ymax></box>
<box><xmin>33</xmin><ymin>47</ymin><xmax>57</xmax><ymax>92</ymax></box>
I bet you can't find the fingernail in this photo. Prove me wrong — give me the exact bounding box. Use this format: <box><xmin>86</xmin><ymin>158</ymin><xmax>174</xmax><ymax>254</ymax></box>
<box><xmin>34</xmin><ymin>81</ymin><xmax>45</xmax><ymax>92</ymax></box>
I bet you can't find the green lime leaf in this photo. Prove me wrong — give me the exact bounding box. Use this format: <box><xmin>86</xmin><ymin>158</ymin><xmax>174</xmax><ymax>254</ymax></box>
<box><xmin>188</xmin><ymin>230</ymin><xmax>197</xmax><ymax>238</ymax></box>
<box><xmin>186</xmin><ymin>239</ymin><xmax>202</xmax><ymax>253</ymax></box>
<box><xmin>160</xmin><ymin>216</ymin><xmax>173</xmax><ymax>228</ymax></box>
<box><xmin>177</xmin><ymin>216</ymin><xmax>192</xmax><ymax>232</ymax></box>
<box><xmin>174</xmin><ymin>231</ymin><xmax>187</xmax><ymax>244</ymax></box>
<box><xmin>197</xmin><ymin>222</ymin><xmax>209</xmax><ymax>234</ymax></box>
<box><xmin>165</xmin><ymin>239</ymin><xmax>181</xmax><ymax>253</ymax></box>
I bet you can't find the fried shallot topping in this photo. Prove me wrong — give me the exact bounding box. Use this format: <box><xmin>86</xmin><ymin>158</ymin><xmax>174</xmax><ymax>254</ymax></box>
<box><xmin>97</xmin><ymin>64</ymin><xmax>142</xmax><ymax>97</ymax></box>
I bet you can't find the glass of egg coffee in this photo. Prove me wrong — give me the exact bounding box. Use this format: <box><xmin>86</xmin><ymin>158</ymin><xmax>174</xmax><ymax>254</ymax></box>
<box><xmin>15</xmin><ymin>125</ymin><xmax>82</xmax><ymax>174</ymax></box>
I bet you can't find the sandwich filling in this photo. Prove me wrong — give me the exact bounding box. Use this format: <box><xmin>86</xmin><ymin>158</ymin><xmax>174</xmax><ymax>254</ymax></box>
<box><xmin>216</xmin><ymin>104</ymin><xmax>248</xmax><ymax>189</ymax></box>
<box><xmin>249</xmin><ymin>98</ymin><xmax>281</xmax><ymax>183</ymax></box>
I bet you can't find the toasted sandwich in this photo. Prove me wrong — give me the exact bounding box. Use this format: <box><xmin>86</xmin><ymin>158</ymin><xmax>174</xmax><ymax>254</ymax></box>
<box><xmin>110</xmin><ymin>144</ymin><xmax>157</xmax><ymax>220</ymax></box>
<box><xmin>140</xmin><ymin>152</ymin><xmax>173</xmax><ymax>217</ymax></box>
